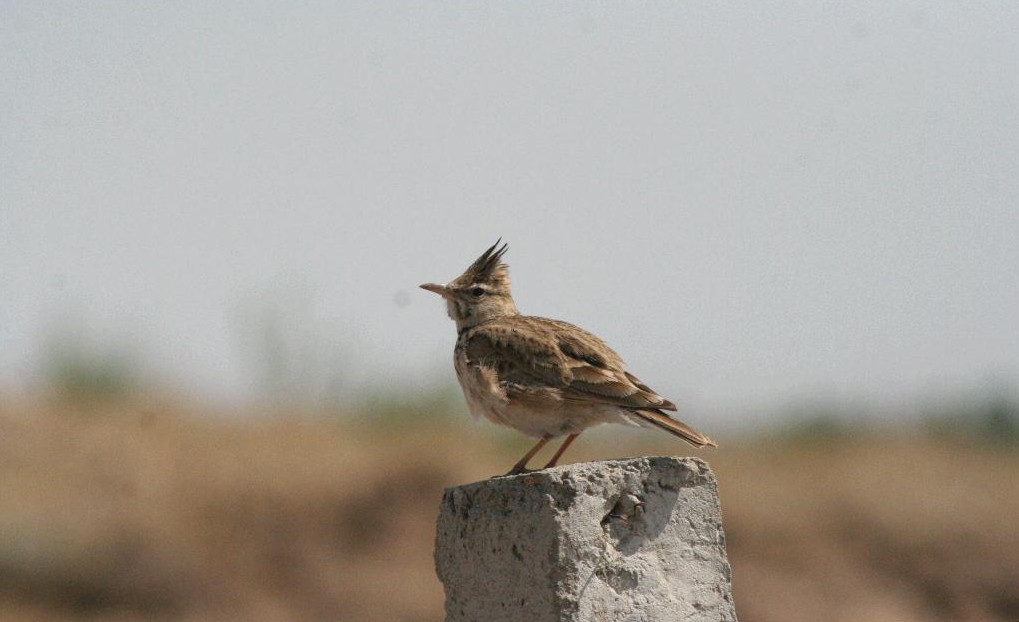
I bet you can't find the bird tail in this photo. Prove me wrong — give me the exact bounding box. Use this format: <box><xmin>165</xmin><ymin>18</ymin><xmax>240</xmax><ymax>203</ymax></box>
<box><xmin>630</xmin><ymin>409</ymin><xmax>717</xmax><ymax>448</ymax></box>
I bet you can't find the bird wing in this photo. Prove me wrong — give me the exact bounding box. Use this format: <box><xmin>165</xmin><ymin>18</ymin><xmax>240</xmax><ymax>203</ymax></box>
<box><xmin>461</xmin><ymin>319</ymin><xmax>571</xmax><ymax>388</ymax></box>
<box><xmin>463</xmin><ymin>317</ymin><xmax>676</xmax><ymax>411</ymax></box>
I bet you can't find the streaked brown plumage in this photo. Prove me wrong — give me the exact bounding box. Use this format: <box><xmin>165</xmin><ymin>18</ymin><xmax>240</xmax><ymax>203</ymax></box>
<box><xmin>421</xmin><ymin>240</ymin><xmax>714</xmax><ymax>475</ymax></box>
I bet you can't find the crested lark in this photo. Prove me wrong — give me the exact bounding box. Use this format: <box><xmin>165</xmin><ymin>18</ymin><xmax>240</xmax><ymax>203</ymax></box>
<box><xmin>421</xmin><ymin>240</ymin><xmax>715</xmax><ymax>475</ymax></box>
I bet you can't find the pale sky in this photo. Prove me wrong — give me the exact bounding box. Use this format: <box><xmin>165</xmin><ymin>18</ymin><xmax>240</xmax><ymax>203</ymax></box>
<box><xmin>3</xmin><ymin>3</ymin><xmax>1018</xmax><ymax>422</ymax></box>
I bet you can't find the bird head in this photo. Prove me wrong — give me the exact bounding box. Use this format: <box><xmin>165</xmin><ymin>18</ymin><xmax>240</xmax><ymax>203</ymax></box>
<box><xmin>420</xmin><ymin>239</ymin><xmax>519</xmax><ymax>329</ymax></box>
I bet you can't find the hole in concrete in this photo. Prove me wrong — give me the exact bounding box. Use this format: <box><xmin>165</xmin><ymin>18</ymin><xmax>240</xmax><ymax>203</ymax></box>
<box><xmin>595</xmin><ymin>566</ymin><xmax>639</xmax><ymax>593</ymax></box>
<box><xmin>601</xmin><ymin>493</ymin><xmax>649</xmax><ymax>555</ymax></box>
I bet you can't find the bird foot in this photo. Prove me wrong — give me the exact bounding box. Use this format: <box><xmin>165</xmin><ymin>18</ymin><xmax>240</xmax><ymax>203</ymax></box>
<box><xmin>498</xmin><ymin>466</ymin><xmax>536</xmax><ymax>477</ymax></box>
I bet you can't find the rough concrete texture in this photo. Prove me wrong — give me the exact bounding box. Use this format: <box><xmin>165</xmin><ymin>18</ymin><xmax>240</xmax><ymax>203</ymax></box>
<box><xmin>434</xmin><ymin>457</ymin><xmax>737</xmax><ymax>622</ymax></box>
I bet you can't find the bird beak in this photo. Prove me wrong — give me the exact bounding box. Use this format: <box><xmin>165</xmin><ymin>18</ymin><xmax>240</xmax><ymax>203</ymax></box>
<box><xmin>420</xmin><ymin>282</ymin><xmax>454</xmax><ymax>299</ymax></box>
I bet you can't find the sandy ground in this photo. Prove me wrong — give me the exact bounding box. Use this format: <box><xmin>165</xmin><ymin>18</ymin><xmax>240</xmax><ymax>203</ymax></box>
<box><xmin>1</xmin><ymin>396</ymin><xmax>1016</xmax><ymax>621</ymax></box>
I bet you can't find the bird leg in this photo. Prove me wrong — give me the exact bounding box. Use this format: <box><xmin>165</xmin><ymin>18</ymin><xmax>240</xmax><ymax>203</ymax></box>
<box><xmin>542</xmin><ymin>433</ymin><xmax>580</xmax><ymax>469</ymax></box>
<box><xmin>505</xmin><ymin>435</ymin><xmax>551</xmax><ymax>475</ymax></box>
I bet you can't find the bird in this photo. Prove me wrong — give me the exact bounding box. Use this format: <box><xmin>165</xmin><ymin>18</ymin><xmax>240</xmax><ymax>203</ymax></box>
<box><xmin>420</xmin><ymin>240</ymin><xmax>715</xmax><ymax>476</ymax></box>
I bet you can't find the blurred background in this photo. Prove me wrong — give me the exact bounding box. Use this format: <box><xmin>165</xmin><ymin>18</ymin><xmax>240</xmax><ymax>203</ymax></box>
<box><xmin>2</xmin><ymin>3</ymin><xmax>1018</xmax><ymax>621</ymax></box>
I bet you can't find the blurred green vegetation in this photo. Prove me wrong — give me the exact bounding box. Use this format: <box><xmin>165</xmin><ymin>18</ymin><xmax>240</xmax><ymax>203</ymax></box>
<box><xmin>924</xmin><ymin>394</ymin><xmax>1019</xmax><ymax>446</ymax></box>
<box><xmin>779</xmin><ymin>412</ymin><xmax>849</xmax><ymax>443</ymax></box>
<box><xmin>40</xmin><ymin>329</ymin><xmax>141</xmax><ymax>402</ymax></box>
<box><xmin>771</xmin><ymin>393</ymin><xmax>1019</xmax><ymax>448</ymax></box>
<box><xmin>35</xmin><ymin>327</ymin><xmax>1019</xmax><ymax>450</ymax></box>
<box><xmin>353</xmin><ymin>382</ymin><xmax>465</xmax><ymax>432</ymax></box>
<box><xmin>33</xmin><ymin>311</ymin><xmax>1019</xmax><ymax>451</ymax></box>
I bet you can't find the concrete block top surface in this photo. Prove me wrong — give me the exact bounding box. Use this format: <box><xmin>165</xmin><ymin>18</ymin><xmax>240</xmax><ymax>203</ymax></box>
<box><xmin>434</xmin><ymin>457</ymin><xmax>737</xmax><ymax>622</ymax></box>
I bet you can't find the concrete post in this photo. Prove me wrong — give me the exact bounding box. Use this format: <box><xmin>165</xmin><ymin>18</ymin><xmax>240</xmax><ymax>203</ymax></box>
<box><xmin>434</xmin><ymin>457</ymin><xmax>737</xmax><ymax>622</ymax></box>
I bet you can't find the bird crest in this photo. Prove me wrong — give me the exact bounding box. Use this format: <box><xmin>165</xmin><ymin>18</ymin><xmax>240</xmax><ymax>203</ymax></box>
<box><xmin>456</xmin><ymin>239</ymin><xmax>511</xmax><ymax>293</ymax></box>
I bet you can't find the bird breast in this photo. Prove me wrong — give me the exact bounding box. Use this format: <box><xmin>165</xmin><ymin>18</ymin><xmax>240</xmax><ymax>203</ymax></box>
<box><xmin>454</xmin><ymin>344</ymin><xmax>508</xmax><ymax>423</ymax></box>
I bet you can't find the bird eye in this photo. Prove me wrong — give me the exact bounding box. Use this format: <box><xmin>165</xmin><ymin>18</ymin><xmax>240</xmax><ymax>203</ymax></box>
<box><xmin>471</xmin><ymin>287</ymin><xmax>485</xmax><ymax>297</ymax></box>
